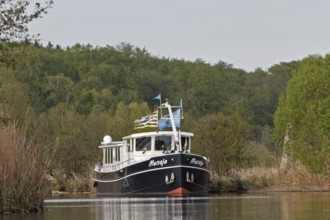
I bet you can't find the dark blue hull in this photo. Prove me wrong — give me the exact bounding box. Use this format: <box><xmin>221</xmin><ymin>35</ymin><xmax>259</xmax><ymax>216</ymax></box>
<box><xmin>93</xmin><ymin>153</ymin><xmax>210</xmax><ymax>196</ymax></box>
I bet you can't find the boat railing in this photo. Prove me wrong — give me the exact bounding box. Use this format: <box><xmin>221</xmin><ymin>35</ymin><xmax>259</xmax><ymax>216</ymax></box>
<box><xmin>95</xmin><ymin>158</ymin><xmax>137</xmax><ymax>172</ymax></box>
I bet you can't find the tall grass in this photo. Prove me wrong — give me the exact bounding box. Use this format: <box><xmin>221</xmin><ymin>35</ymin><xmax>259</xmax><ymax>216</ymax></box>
<box><xmin>275</xmin><ymin>160</ymin><xmax>330</xmax><ymax>191</ymax></box>
<box><xmin>210</xmin><ymin>167</ymin><xmax>279</xmax><ymax>192</ymax></box>
<box><xmin>210</xmin><ymin>161</ymin><xmax>330</xmax><ymax>192</ymax></box>
<box><xmin>51</xmin><ymin>169</ymin><xmax>94</xmax><ymax>193</ymax></box>
<box><xmin>0</xmin><ymin>124</ymin><xmax>49</xmax><ymax>212</ymax></box>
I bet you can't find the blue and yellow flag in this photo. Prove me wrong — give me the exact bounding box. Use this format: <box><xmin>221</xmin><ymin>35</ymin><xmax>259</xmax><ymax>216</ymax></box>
<box><xmin>134</xmin><ymin>111</ymin><xmax>158</xmax><ymax>129</ymax></box>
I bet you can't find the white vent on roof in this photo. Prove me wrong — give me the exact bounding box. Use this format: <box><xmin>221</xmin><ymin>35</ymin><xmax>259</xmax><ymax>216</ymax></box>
<box><xmin>102</xmin><ymin>135</ymin><xmax>112</xmax><ymax>145</ymax></box>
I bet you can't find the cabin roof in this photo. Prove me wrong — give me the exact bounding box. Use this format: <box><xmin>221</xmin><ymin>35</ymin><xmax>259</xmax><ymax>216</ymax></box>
<box><xmin>123</xmin><ymin>131</ymin><xmax>193</xmax><ymax>140</ymax></box>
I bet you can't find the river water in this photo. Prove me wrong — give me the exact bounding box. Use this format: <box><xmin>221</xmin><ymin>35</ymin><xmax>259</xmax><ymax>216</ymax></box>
<box><xmin>2</xmin><ymin>192</ymin><xmax>330</xmax><ymax>219</ymax></box>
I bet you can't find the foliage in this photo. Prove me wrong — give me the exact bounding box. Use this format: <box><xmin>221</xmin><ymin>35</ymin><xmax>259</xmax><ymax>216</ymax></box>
<box><xmin>108</xmin><ymin>102</ymin><xmax>151</xmax><ymax>140</ymax></box>
<box><xmin>0</xmin><ymin>0</ymin><xmax>53</xmax><ymax>67</ymax></box>
<box><xmin>192</xmin><ymin>113</ymin><xmax>251</xmax><ymax>175</ymax></box>
<box><xmin>0</xmin><ymin>42</ymin><xmax>304</xmax><ymax>193</ymax></box>
<box><xmin>274</xmin><ymin>55</ymin><xmax>330</xmax><ymax>173</ymax></box>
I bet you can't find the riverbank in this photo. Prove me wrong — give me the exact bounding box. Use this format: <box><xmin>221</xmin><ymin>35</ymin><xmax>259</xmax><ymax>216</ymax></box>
<box><xmin>209</xmin><ymin>162</ymin><xmax>330</xmax><ymax>193</ymax></box>
<box><xmin>3</xmin><ymin>161</ymin><xmax>330</xmax><ymax>214</ymax></box>
<box><xmin>49</xmin><ymin>163</ymin><xmax>330</xmax><ymax>196</ymax></box>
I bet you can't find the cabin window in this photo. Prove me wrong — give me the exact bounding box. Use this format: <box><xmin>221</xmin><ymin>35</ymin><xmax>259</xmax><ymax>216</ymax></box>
<box><xmin>155</xmin><ymin>136</ymin><xmax>172</xmax><ymax>151</ymax></box>
<box><xmin>135</xmin><ymin>137</ymin><xmax>151</xmax><ymax>152</ymax></box>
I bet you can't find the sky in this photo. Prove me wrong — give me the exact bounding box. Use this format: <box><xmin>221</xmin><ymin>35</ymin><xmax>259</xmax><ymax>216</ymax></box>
<box><xmin>28</xmin><ymin>0</ymin><xmax>330</xmax><ymax>71</ymax></box>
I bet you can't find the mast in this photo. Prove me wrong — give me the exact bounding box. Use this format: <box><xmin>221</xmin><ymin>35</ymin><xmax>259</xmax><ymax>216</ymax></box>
<box><xmin>163</xmin><ymin>102</ymin><xmax>180</xmax><ymax>151</ymax></box>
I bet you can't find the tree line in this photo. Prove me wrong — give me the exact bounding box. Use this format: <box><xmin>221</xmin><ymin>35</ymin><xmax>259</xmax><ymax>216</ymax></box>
<box><xmin>0</xmin><ymin>42</ymin><xmax>302</xmax><ymax>177</ymax></box>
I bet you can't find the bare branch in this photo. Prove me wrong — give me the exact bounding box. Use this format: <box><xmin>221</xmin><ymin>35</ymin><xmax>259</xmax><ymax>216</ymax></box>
<box><xmin>0</xmin><ymin>0</ymin><xmax>54</xmax><ymax>42</ymax></box>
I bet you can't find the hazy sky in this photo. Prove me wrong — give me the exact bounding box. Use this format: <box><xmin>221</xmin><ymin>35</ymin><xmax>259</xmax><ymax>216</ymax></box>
<box><xmin>28</xmin><ymin>0</ymin><xmax>330</xmax><ymax>71</ymax></box>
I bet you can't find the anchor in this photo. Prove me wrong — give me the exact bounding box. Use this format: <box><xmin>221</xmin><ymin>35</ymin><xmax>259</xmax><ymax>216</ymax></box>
<box><xmin>165</xmin><ymin>172</ymin><xmax>175</xmax><ymax>184</ymax></box>
<box><xmin>186</xmin><ymin>172</ymin><xmax>194</xmax><ymax>183</ymax></box>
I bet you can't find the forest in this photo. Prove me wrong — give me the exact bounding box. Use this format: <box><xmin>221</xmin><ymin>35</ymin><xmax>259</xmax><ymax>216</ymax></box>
<box><xmin>0</xmin><ymin>42</ymin><xmax>295</xmax><ymax>167</ymax></box>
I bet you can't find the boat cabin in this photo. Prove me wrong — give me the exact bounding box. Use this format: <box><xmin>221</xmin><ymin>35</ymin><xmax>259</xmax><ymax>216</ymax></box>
<box><xmin>97</xmin><ymin>131</ymin><xmax>193</xmax><ymax>172</ymax></box>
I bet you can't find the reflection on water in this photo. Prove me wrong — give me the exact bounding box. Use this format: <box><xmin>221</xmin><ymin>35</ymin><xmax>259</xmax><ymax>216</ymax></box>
<box><xmin>94</xmin><ymin>197</ymin><xmax>209</xmax><ymax>220</ymax></box>
<box><xmin>2</xmin><ymin>192</ymin><xmax>330</xmax><ymax>219</ymax></box>
<box><xmin>209</xmin><ymin>192</ymin><xmax>330</xmax><ymax>220</ymax></box>
<box><xmin>43</xmin><ymin>196</ymin><xmax>210</xmax><ymax>220</ymax></box>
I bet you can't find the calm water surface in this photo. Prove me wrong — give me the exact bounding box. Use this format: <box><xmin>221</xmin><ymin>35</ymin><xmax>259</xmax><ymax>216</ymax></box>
<box><xmin>2</xmin><ymin>192</ymin><xmax>330</xmax><ymax>219</ymax></box>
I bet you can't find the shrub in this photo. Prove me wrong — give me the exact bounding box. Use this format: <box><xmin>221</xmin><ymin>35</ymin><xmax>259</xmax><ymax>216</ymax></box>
<box><xmin>0</xmin><ymin>124</ymin><xmax>49</xmax><ymax>212</ymax></box>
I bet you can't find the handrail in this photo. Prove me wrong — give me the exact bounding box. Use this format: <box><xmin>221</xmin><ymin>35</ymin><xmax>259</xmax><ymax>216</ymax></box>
<box><xmin>96</xmin><ymin>158</ymin><xmax>136</xmax><ymax>172</ymax></box>
<box><xmin>99</xmin><ymin>142</ymin><xmax>125</xmax><ymax>149</ymax></box>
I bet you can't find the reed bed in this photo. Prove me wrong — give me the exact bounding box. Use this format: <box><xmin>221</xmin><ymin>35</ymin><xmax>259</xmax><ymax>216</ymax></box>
<box><xmin>0</xmin><ymin>124</ymin><xmax>49</xmax><ymax>213</ymax></box>
<box><xmin>210</xmin><ymin>162</ymin><xmax>330</xmax><ymax>192</ymax></box>
<box><xmin>51</xmin><ymin>171</ymin><xmax>94</xmax><ymax>193</ymax></box>
<box><xmin>275</xmin><ymin>160</ymin><xmax>330</xmax><ymax>191</ymax></box>
<box><xmin>210</xmin><ymin>167</ymin><xmax>279</xmax><ymax>192</ymax></box>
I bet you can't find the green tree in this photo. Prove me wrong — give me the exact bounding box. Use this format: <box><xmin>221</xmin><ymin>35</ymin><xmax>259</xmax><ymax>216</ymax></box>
<box><xmin>45</xmin><ymin>74</ymin><xmax>75</xmax><ymax>108</ymax></box>
<box><xmin>192</xmin><ymin>113</ymin><xmax>251</xmax><ymax>175</ymax></box>
<box><xmin>108</xmin><ymin>102</ymin><xmax>151</xmax><ymax>140</ymax></box>
<box><xmin>274</xmin><ymin>55</ymin><xmax>330</xmax><ymax>173</ymax></box>
<box><xmin>0</xmin><ymin>67</ymin><xmax>38</xmax><ymax>130</ymax></box>
<box><xmin>45</xmin><ymin>104</ymin><xmax>94</xmax><ymax>176</ymax></box>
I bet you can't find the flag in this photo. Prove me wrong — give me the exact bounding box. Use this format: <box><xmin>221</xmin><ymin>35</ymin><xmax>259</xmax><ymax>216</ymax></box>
<box><xmin>134</xmin><ymin>111</ymin><xmax>158</xmax><ymax>129</ymax></box>
<box><xmin>153</xmin><ymin>94</ymin><xmax>161</xmax><ymax>100</ymax></box>
<box><xmin>158</xmin><ymin>109</ymin><xmax>180</xmax><ymax>131</ymax></box>
<box><xmin>173</xmin><ymin>108</ymin><xmax>181</xmax><ymax>128</ymax></box>
<box><xmin>158</xmin><ymin>115</ymin><xmax>171</xmax><ymax>131</ymax></box>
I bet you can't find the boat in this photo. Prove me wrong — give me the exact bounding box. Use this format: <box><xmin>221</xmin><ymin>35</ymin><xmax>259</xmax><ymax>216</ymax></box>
<box><xmin>93</xmin><ymin>98</ymin><xmax>210</xmax><ymax>196</ymax></box>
